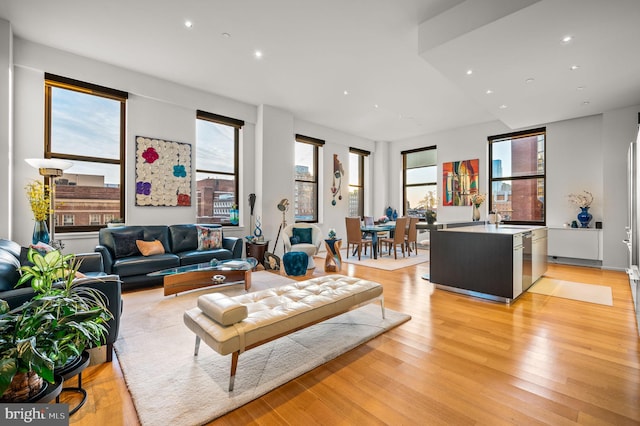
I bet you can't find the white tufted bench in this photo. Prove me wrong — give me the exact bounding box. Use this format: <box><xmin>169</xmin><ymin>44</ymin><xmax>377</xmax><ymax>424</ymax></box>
<box><xmin>183</xmin><ymin>274</ymin><xmax>384</xmax><ymax>391</ymax></box>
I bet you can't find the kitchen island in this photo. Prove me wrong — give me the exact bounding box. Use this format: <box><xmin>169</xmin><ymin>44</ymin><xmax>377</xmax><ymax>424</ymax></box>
<box><xmin>429</xmin><ymin>224</ymin><xmax>547</xmax><ymax>303</ymax></box>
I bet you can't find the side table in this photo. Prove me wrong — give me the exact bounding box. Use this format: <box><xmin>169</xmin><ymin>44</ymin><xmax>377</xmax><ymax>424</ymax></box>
<box><xmin>246</xmin><ymin>240</ymin><xmax>270</xmax><ymax>269</ymax></box>
<box><xmin>324</xmin><ymin>239</ymin><xmax>342</xmax><ymax>272</ymax></box>
<box><xmin>55</xmin><ymin>351</ymin><xmax>90</xmax><ymax>415</ymax></box>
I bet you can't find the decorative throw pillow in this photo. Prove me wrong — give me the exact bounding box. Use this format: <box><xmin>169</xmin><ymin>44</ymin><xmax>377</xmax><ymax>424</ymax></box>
<box><xmin>197</xmin><ymin>226</ymin><xmax>223</xmax><ymax>250</ymax></box>
<box><xmin>292</xmin><ymin>227</ymin><xmax>313</xmax><ymax>244</ymax></box>
<box><xmin>289</xmin><ymin>235</ymin><xmax>300</xmax><ymax>245</ymax></box>
<box><xmin>112</xmin><ymin>230</ymin><xmax>144</xmax><ymax>258</ymax></box>
<box><xmin>136</xmin><ymin>239</ymin><xmax>165</xmax><ymax>256</ymax></box>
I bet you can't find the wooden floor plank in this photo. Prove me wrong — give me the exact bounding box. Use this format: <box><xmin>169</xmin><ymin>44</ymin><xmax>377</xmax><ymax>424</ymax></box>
<box><xmin>67</xmin><ymin>262</ymin><xmax>639</xmax><ymax>425</ymax></box>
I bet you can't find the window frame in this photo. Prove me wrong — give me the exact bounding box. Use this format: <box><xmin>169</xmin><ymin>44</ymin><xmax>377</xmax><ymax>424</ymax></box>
<box><xmin>195</xmin><ymin>110</ymin><xmax>244</xmax><ymax>226</ymax></box>
<box><xmin>44</xmin><ymin>73</ymin><xmax>127</xmax><ymax>234</ymax></box>
<box><xmin>402</xmin><ymin>146</ymin><xmax>437</xmax><ymax>218</ymax></box>
<box><xmin>294</xmin><ymin>134</ymin><xmax>324</xmax><ymax>223</ymax></box>
<box><xmin>348</xmin><ymin>147</ymin><xmax>369</xmax><ymax>218</ymax></box>
<box><xmin>488</xmin><ymin>127</ymin><xmax>546</xmax><ymax>225</ymax></box>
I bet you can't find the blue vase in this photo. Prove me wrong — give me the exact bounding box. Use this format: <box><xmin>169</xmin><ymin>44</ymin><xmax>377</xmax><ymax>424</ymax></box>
<box><xmin>386</xmin><ymin>206</ymin><xmax>393</xmax><ymax>220</ymax></box>
<box><xmin>392</xmin><ymin>209</ymin><xmax>398</xmax><ymax>220</ymax></box>
<box><xmin>577</xmin><ymin>207</ymin><xmax>592</xmax><ymax>228</ymax></box>
<box><xmin>32</xmin><ymin>220</ymin><xmax>50</xmax><ymax>245</ymax></box>
<box><xmin>229</xmin><ymin>208</ymin><xmax>239</xmax><ymax>225</ymax></box>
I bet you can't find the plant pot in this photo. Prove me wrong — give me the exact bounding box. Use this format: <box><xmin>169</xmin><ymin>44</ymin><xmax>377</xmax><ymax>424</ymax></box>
<box><xmin>0</xmin><ymin>371</ymin><xmax>44</xmax><ymax>402</ymax></box>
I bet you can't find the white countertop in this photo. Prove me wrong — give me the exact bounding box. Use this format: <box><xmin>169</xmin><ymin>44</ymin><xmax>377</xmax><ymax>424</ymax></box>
<box><xmin>439</xmin><ymin>224</ymin><xmax>547</xmax><ymax>235</ymax></box>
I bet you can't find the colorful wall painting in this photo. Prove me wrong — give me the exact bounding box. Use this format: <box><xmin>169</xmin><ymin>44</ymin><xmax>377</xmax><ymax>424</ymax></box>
<box><xmin>442</xmin><ymin>159</ymin><xmax>479</xmax><ymax>206</ymax></box>
<box><xmin>135</xmin><ymin>136</ymin><xmax>192</xmax><ymax>206</ymax></box>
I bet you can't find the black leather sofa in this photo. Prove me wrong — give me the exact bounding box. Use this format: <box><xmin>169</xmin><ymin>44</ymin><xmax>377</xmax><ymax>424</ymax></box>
<box><xmin>0</xmin><ymin>239</ymin><xmax>122</xmax><ymax>362</ymax></box>
<box><xmin>96</xmin><ymin>224</ymin><xmax>242</xmax><ymax>290</ymax></box>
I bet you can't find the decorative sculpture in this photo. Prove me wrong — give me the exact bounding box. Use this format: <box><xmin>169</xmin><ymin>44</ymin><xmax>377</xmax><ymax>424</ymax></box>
<box><xmin>330</xmin><ymin>154</ymin><xmax>344</xmax><ymax>206</ymax></box>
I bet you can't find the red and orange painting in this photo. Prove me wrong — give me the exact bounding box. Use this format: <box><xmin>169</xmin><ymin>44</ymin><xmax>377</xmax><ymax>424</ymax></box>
<box><xmin>442</xmin><ymin>159</ymin><xmax>479</xmax><ymax>206</ymax></box>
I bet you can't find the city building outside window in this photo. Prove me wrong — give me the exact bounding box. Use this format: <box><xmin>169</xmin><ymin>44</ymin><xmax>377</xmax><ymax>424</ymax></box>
<box><xmin>489</xmin><ymin>127</ymin><xmax>546</xmax><ymax>224</ymax></box>
<box><xmin>45</xmin><ymin>73</ymin><xmax>127</xmax><ymax>234</ymax></box>
<box><xmin>348</xmin><ymin>148</ymin><xmax>369</xmax><ymax>217</ymax></box>
<box><xmin>195</xmin><ymin>110</ymin><xmax>243</xmax><ymax>225</ymax></box>
<box><xmin>294</xmin><ymin>134</ymin><xmax>324</xmax><ymax>223</ymax></box>
<box><xmin>402</xmin><ymin>146</ymin><xmax>437</xmax><ymax>219</ymax></box>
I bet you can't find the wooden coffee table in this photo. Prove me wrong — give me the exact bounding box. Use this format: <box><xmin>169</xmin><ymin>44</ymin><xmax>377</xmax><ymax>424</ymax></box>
<box><xmin>150</xmin><ymin>258</ymin><xmax>258</xmax><ymax>296</ymax></box>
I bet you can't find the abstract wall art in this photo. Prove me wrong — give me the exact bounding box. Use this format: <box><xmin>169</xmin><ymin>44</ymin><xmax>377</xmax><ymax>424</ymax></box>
<box><xmin>442</xmin><ymin>158</ymin><xmax>479</xmax><ymax>206</ymax></box>
<box><xmin>330</xmin><ymin>154</ymin><xmax>344</xmax><ymax>206</ymax></box>
<box><xmin>135</xmin><ymin>136</ymin><xmax>192</xmax><ymax>206</ymax></box>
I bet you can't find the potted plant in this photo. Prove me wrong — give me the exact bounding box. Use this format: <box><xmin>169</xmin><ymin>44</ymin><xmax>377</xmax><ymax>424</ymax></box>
<box><xmin>0</xmin><ymin>249</ymin><xmax>112</xmax><ymax>401</ymax></box>
<box><xmin>424</xmin><ymin>191</ymin><xmax>439</xmax><ymax>224</ymax></box>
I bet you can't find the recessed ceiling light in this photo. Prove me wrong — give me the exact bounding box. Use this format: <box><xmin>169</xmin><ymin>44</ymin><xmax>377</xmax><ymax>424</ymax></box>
<box><xmin>582</xmin><ymin>100</ymin><xmax>590</xmax><ymax>105</ymax></box>
<box><xmin>184</xmin><ymin>20</ymin><xmax>193</xmax><ymax>29</ymax></box>
<box><xmin>221</xmin><ymin>32</ymin><xmax>231</xmax><ymax>38</ymax></box>
<box><xmin>486</xmin><ymin>89</ymin><xmax>493</xmax><ymax>95</ymax></box>
<box><xmin>254</xmin><ymin>50</ymin><xmax>263</xmax><ymax>59</ymax></box>
<box><xmin>577</xmin><ymin>86</ymin><xmax>586</xmax><ymax>90</ymax></box>
<box><xmin>562</xmin><ymin>35</ymin><xmax>573</xmax><ymax>44</ymax></box>
<box><xmin>343</xmin><ymin>90</ymin><xmax>349</xmax><ymax>95</ymax></box>
<box><xmin>499</xmin><ymin>104</ymin><xmax>508</xmax><ymax>109</ymax></box>
<box><xmin>525</xmin><ymin>78</ymin><xmax>535</xmax><ymax>83</ymax></box>
<box><xmin>570</xmin><ymin>65</ymin><xmax>580</xmax><ymax>71</ymax></box>
<box><xmin>373</xmin><ymin>104</ymin><xmax>379</xmax><ymax>108</ymax></box>
<box><xmin>466</xmin><ymin>69</ymin><xmax>473</xmax><ymax>76</ymax></box>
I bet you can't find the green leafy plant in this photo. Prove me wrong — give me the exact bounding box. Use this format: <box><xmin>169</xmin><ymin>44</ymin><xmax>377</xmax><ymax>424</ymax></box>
<box><xmin>0</xmin><ymin>249</ymin><xmax>112</xmax><ymax>399</ymax></box>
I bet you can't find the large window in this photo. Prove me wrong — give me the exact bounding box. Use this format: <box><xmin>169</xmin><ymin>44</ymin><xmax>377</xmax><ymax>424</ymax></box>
<box><xmin>45</xmin><ymin>73</ymin><xmax>127</xmax><ymax>233</ymax></box>
<box><xmin>403</xmin><ymin>146</ymin><xmax>437</xmax><ymax>219</ymax></box>
<box><xmin>489</xmin><ymin>128</ymin><xmax>546</xmax><ymax>224</ymax></box>
<box><xmin>294</xmin><ymin>134</ymin><xmax>324</xmax><ymax>222</ymax></box>
<box><xmin>348</xmin><ymin>148</ymin><xmax>369</xmax><ymax>217</ymax></box>
<box><xmin>196</xmin><ymin>110</ymin><xmax>244</xmax><ymax>225</ymax></box>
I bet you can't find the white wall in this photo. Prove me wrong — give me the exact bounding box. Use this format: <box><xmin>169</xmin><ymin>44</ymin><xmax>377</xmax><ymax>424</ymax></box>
<box><xmin>392</xmin><ymin>112</ymin><xmax>636</xmax><ymax>270</ymax></box>
<box><xmin>0</xmin><ymin>20</ymin><xmax>11</xmax><ymax>239</ymax></box>
<box><xmin>392</xmin><ymin>121</ymin><xmax>509</xmax><ymax>223</ymax></box>
<box><xmin>4</xmin><ymin>34</ymin><xmax>377</xmax><ymax>254</ymax></box>
<box><xmin>601</xmin><ymin>105</ymin><xmax>640</xmax><ymax>269</ymax></box>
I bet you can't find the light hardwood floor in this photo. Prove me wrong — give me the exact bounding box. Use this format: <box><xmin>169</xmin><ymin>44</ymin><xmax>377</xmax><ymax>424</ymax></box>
<box><xmin>63</xmin><ymin>261</ymin><xmax>639</xmax><ymax>425</ymax></box>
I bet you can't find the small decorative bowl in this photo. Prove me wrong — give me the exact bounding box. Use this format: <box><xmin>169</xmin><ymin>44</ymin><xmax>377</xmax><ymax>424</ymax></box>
<box><xmin>212</xmin><ymin>274</ymin><xmax>226</xmax><ymax>284</ymax></box>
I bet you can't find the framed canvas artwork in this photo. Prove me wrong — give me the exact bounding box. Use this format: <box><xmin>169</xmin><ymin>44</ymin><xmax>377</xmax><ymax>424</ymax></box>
<box><xmin>442</xmin><ymin>159</ymin><xmax>479</xmax><ymax>206</ymax></box>
<box><xmin>135</xmin><ymin>136</ymin><xmax>192</xmax><ymax>206</ymax></box>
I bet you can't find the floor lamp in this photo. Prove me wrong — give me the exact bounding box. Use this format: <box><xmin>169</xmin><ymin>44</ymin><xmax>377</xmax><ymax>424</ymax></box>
<box><xmin>25</xmin><ymin>158</ymin><xmax>73</xmax><ymax>248</ymax></box>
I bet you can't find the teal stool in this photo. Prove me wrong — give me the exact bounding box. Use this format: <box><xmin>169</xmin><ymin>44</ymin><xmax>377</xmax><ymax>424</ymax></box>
<box><xmin>283</xmin><ymin>251</ymin><xmax>308</xmax><ymax>276</ymax></box>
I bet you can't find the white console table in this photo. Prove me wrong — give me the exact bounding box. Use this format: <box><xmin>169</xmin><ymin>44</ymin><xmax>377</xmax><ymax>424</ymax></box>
<box><xmin>547</xmin><ymin>227</ymin><xmax>602</xmax><ymax>261</ymax></box>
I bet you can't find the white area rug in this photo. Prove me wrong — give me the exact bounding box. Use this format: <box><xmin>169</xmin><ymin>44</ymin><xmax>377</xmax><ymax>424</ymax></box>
<box><xmin>529</xmin><ymin>277</ymin><xmax>613</xmax><ymax>306</ymax></box>
<box><xmin>114</xmin><ymin>271</ymin><xmax>410</xmax><ymax>425</ymax></box>
<box><xmin>320</xmin><ymin>249</ymin><xmax>428</xmax><ymax>271</ymax></box>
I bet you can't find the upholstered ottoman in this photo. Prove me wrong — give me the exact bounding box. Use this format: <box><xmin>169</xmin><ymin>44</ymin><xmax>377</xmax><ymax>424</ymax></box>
<box><xmin>183</xmin><ymin>274</ymin><xmax>384</xmax><ymax>391</ymax></box>
<box><xmin>282</xmin><ymin>251</ymin><xmax>308</xmax><ymax>276</ymax></box>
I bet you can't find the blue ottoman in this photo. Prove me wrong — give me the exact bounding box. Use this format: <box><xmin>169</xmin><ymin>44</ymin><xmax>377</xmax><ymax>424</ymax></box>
<box><xmin>283</xmin><ymin>251</ymin><xmax>308</xmax><ymax>276</ymax></box>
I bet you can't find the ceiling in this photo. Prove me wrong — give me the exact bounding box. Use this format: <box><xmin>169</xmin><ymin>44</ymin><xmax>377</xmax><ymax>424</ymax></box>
<box><xmin>1</xmin><ymin>0</ymin><xmax>639</xmax><ymax>142</ymax></box>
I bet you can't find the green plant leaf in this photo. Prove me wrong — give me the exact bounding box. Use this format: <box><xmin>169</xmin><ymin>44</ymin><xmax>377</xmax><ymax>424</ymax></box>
<box><xmin>0</xmin><ymin>358</ymin><xmax>17</xmax><ymax>396</ymax></box>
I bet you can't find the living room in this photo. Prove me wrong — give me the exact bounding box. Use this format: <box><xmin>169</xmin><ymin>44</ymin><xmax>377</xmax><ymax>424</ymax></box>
<box><xmin>0</xmin><ymin>1</ymin><xmax>639</xmax><ymax>425</ymax></box>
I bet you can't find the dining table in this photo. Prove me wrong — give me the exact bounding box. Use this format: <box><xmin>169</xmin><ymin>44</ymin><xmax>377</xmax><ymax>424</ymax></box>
<box><xmin>360</xmin><ymin>223</ymin><xmax>395</xmax><ymax>259</ymax></box>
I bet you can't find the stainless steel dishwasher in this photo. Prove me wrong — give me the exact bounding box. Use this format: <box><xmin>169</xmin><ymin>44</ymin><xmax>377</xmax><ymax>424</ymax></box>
<box><xmin>522</xmin><ymin>231</ymin><xmax>533</xmax><ymax>291</ymax></box>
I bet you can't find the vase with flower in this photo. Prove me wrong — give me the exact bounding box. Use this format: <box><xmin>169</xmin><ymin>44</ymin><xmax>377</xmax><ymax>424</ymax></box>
<box><xmin>424</xmin><ymin>190</ymin><xmax>438</xmax><ymax>224</ymax></box>
<box><xmin>25</xmin><ymin>180</ymin><xmax>51</xmax><ymax>245</ymax></box>
<box><xmin>470</xmin><ymin>193</ymin><xmax>486</xmax><ymax>222</ymax></box>
<box><xmin>569</xmin><ymin>190</ymin><xmax>593</xmax><ymax>228</ymax></box>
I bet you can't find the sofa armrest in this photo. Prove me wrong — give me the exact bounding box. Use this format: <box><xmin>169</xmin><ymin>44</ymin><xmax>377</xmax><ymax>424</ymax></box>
<box><xmin>73</xmin><ymin>275</ymin><xmax>122</xmax><ymax>347</ymax></box>
<box><xmin>222</xmin><ymin>237</ymin><xmax>242</xmax><ymax>258</ymax></box>
<box><xmin>95</xmin><ymin>245</ymin><xmax>114</xmax><ymax>274</ymax></box>
<box><xmin>75</xmin><ymin>252</ymin><xmax>105</xmax><ymax>273</ymax></box>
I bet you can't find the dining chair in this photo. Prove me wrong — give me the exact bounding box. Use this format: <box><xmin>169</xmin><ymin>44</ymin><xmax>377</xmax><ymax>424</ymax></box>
<box><xmin>345</xmin><ymin>216</ymin><xmax>372</xmax><ymax>260</ymax></box>
<box><xmin>379</xmin><ymin>216</ymin><xmax>408</xmax><ymax>259</ymax></box>
<box><xmin>405</xmin><ymin>216</ymin><xmax>419</xmax><ymax>256</ymax></box>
